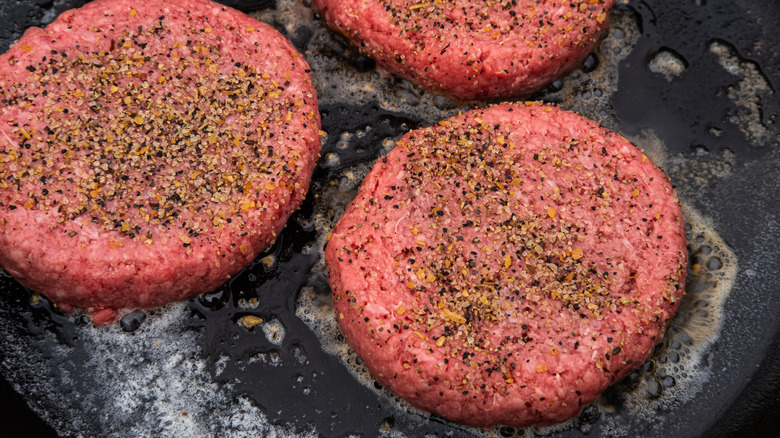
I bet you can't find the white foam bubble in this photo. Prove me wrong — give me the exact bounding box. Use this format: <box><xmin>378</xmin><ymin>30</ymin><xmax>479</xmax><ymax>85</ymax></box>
<box><xmin>262</xmin><ymin>318</ymin><xmax>286</xmax><ymax>346</ymax></box>
<box><xmin>648</xmin><ymin>49</ymin><xmax>687</xmax><ymax>81</ymax></box>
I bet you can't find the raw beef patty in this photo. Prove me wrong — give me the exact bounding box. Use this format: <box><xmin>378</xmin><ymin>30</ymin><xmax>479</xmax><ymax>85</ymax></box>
<box><xmin>0</xmin><ymin>0</ymin><xmax>321</xmax><ymax>324</ymax></box>
<box><xmin>313</xmin><ymin>0</ymin><xmax>615</xmax><ymax>101</ymax></box>
<box><xmin>325</xmin><ymin>103</ymin><xmax>687</xmax><ymax>427</ymax></box>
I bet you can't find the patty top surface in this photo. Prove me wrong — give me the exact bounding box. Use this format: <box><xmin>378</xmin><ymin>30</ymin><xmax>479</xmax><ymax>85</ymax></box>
<box><xmin>325</xmin><ymin>103</ymin><xmax>687</xmax><ymax>427</ymax></box>
<box><xmin>0</xmin><ymin>0</ymin><xmax>320</xmax><ymax>319</ymax></box>
<box><xmin>313</xmin><ymin>0</ymin><xmax>615</xmax><ymax>101</ymax></box>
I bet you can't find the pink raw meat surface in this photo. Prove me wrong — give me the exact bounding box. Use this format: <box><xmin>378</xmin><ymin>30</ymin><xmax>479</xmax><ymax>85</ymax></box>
<box><xmin>313</xmin><ymin>0</ymin><xmax>615</xmax><ymax>101</ymax></box>
<box><xmin>325</xmin><ymin>103</ymin><xmax>687</xmax><ymax>427</ymax></box>
<box><xmin>0</xmin><ymin>0</ymin><xmax>321</xmax><ymax>324</ymax></box>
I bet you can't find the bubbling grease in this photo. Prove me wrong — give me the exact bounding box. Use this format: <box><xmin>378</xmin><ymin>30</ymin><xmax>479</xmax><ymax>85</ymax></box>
<box><xmin>0</xmin><ymin>1</ymin><xmax>742</xmax><ymax>437</ymax></box>
<box><xmin>648</xmin><ymin>48</ymin><xmax>688</xmax><ymax>82</ymax></box>
<box><xmin>298</xmin><ymin>174</ymin><xmax>737</xmax><ymax>438</ymax></box>
<box><xmin>293</xmin><ymin>3</ymin><xmax>738</xmax><ymax>435</ymax></box>
<box><xmin>298</xmin><ymin>161</ymin><xmax>737</xmax><ymax>438</ymax></box>
<box><xmin>571</xmin><ymin>207</ymin><xmax>737</xmax><ymax>436</ymax></box>
<box><xmin>708</xmin><ymin>40</ymin><xmax>776</xmax><ymax>146</ymax></box>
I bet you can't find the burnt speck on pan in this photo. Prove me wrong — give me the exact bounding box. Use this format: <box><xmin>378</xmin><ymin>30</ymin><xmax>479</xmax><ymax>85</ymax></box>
<box><xmin>1</xmin><ymin>0</ymin><xmax>780</xmax><ymax>437</ymax></box>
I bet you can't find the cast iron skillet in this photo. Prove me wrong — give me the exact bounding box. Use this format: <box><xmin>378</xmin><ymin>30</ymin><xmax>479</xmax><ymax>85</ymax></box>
<box><xmin>0</xmin><ymin>0</ymin><xmax>778</xmax><ymax>436</ymax></box>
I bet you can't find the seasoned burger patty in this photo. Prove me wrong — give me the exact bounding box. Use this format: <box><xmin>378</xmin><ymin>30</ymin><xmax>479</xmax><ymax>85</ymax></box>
<box><xmin>325</xmin><ymin>103</ymin><xmax>687</xmax><ymax>427</ymax></box>
<box><xmin>0</xmin><ymin>0</ymin><xmax>321</xmax><ymax>324</ymax></box>
<box><xmin>313</xmin><ymin>0</ymin><xmax>615</xmax><ymax>101</ymax></box>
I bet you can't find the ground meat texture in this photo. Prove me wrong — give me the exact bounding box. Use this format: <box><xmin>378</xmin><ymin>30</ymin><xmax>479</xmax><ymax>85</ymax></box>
<box><xmin>325</xmin><ymin>103</ymin><xmax>687</xmax><ymax>427</ymax></box>
<box><xmin>0</xmin><ymin>0</ymin><xmax>321</xmax><ymax>324</ymax></box>
<box><xmin>313</xmin><ymin>0</ymin><xmax>615</xmax><ymax>101</ymax></box>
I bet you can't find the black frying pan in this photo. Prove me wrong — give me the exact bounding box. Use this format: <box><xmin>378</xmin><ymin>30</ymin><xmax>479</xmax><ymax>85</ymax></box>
<box><xmin>1</xmin><ymin>0</ymin><xmax>778</xmax><ymax>436</ymax></box>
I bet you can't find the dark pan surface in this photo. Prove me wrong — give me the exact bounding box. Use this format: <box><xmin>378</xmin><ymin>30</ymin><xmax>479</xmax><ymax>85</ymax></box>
<box><xmin>1</xmin><ymin>0</ymin><xmax>779</xmax><ymax>437</ymax></box>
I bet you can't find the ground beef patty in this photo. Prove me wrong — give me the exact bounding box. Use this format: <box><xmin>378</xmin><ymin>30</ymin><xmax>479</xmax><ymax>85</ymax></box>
<box><xmin>325</xmin><ymin>103</ymin><xmax>687</xmax><ymax>427</ymax></box>
<box><xmin>313</xmin><ymin>0</ymin><xmax>615</xmax><ymax>101</ymax></box>
<box><xmin>0</xmin><ymin>0</ymin><xmax>321</xmax><ymax>324</ymax></box>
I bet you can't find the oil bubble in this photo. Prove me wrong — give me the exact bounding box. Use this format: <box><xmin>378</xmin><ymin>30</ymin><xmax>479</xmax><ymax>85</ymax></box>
<box><xmin>643</xmin><ymin>378</ymin><xmax>663</xmax><ymax>399</ymax></box>
<box><xmin>581</xmin><ymin>53</ymin><xmax>599</xmax><ymax>72</ymax></box>
<box><xmin>237</xmin><ymin>297</ymin><xmax>260</xmax><ymax>310</ymax></box>
<box><xmin>552</xmin><ymin>7</ymin><xmax>640</xmax><ymax>126</ymax></box>
<box><xmin>262</xmin><ymin>318</ymin><xmax>286</xmax><ymax>346</ymax></box>
<box><xmin>119</xmin><ymin>311</ymin><xmax>147</xmax><ymax>333</ymax></box>
<box><xmin>292</xmin><ymin>343</ymin><xmax>308</xmax><ymax>365</ymax></box>
<box><xmin>648</xmin><ymin>48</ymin><xmax>688</xmax><ymax>81</ymax></box>
<box><xmin>336</xmin><ymin>132</ymin><xmax>351</xmax><ymax>149</ymax></box>
<box><xmin>197</xmin><ymin>287</ymin><xmax>228</xmax><ymax>311</ymax></box>
<box><xmin>322</xmin><ymin>152</ymin><xmax>341</xmax><ymax>168</ymax></box>
<box><xmin>610</xmin><ymin>27</ymin><xmax>625</xmax><ymax>39</ymax></box>
<box><xmin>707</xmin><ymin>257</ymin><xmax>723</xmax><ymax>270</ymax></box>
